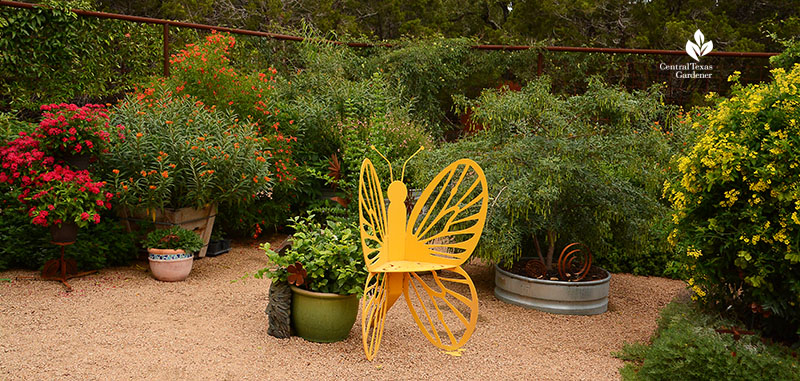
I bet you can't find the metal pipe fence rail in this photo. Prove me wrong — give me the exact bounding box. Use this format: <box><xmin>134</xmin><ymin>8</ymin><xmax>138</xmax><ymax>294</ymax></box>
<box><xmin>0</xmin><ymin>0</ymin><xmax>781</xmax><ymax>104</ymax></box>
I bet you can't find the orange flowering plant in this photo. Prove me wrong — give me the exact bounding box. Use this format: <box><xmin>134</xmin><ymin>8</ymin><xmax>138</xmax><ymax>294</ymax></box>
<box><xmin>165</xmin><ymin>31</ymin><xmax>299</xmax><ymax>237</ymax></box>
<box><xmin>103</xmin><ymin>84</ymin><xmax>273</xmax><ymax>212</ymax></box>
<box><xmin>167</xmin><ymin>31</ymin><xmax>297</xmax><ymax>185</ymax></box>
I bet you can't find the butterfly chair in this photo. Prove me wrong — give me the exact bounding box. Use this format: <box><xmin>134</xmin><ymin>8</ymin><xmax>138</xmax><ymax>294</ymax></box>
<box><xmin>358</xmin><ymin>147</ymin><xmax>489</xmax><ymax>361</ymax></box>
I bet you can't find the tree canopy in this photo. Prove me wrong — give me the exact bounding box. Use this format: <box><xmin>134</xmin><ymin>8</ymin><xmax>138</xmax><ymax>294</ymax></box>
<box><xmin>85</xmin><ymin>0</ymin><xmax>799</xmax><ymax>51</ymax></box>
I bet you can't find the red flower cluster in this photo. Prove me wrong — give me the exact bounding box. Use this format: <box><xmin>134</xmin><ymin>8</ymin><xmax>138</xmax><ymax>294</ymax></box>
<box><xmin>26</xmin><ymin>165</ymin><xmax>110</xmax><ymax>227</ymax></box>
<box><xmin>37</xmin><ymin>103</ymin><xmax>116</xmax><ymax>157</ymax></box>
<box><xmin>0</xmin><ymin>104</ymin><xmax>115</xmax><ymax>228</ymax></box>
<box><xmin>0</xmin><ymin>133</ymin><xmax>54</xmax><ymax>190</ymax></box>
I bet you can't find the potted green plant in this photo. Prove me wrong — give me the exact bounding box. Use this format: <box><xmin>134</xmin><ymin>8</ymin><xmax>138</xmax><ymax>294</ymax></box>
<box><xmin>105</xmin><ymin>84</ymin><xmax>273</xmax><ymax>257</ymax></box>
<box><xmin>256</xmin><ymin>214</ymin><xmax>368</xmax><ymax>342</ymax></box>
<box><xmin>143</xmin><ymin>225</ymin><xmax>204</xmax><ymax>282</ymax></box>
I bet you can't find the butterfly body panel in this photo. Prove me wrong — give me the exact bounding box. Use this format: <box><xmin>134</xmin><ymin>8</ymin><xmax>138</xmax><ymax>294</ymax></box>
<box><xmin>359</xmin><ymin>157</ymin><xmax>488</xmax><ymax>361</ymax></box>
<box><xmin>385</xmin><ymin>180</ymin><xmax>408</xmax><ymax>265</ymax></box>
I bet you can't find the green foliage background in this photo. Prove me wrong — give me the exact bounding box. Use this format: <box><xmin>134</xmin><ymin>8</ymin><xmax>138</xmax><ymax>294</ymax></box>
<box><xmin>1</xmin><ymin>0</ymin><xmax>799</xmax><ymax>279</ymax></box>
<box><xmin>616</xmin><ymin>300</ymin><xmax>800</xmax><ymax>380</ymax></box>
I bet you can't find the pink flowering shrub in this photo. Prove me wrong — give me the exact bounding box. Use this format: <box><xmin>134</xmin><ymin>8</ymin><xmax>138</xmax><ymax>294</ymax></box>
<box><xmin>25</xmin><ymin>165</ymin><xmax>111</xmax><ymax>228</ymax></box>
<box><xmin>36</xmin><ymin>103</ymin><xmax>118</xmax><ymax>158</ymax></box>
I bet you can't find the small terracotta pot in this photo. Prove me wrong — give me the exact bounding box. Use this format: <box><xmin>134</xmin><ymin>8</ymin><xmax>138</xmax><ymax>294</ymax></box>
<box><xmin>147</xmin><ymin>248</ymin><xmax>194</xmax><ymax>282</ymax></box>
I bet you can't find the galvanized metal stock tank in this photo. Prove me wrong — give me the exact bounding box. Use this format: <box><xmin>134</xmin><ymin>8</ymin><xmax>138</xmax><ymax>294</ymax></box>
<box><xmin>494</xmin><ymin>261</ymin><xmax>610</xmax><ymax>315</ymax></box>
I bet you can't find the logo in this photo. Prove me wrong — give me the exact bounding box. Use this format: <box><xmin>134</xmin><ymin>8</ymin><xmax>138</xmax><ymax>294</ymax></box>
<box><xmin>659</xmin><ymin>29</ymin><xmax>715</xmax><ymax>79</ymax></box>
<box><xmin>686</xmin><ymin>29</ymin><xmax>713</xmax><ymax>62</ymax></box>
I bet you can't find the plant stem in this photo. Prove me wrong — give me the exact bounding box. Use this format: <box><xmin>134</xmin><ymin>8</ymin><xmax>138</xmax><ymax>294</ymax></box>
<box><xmin>545</xmin><ymin>229</ymin><xmax>556</xmax><ymax>270</ymax></box>
<box><xmin>533</xmin><ymin>234</ymin><xmax>545</xmax><ymax>265</ymax></box>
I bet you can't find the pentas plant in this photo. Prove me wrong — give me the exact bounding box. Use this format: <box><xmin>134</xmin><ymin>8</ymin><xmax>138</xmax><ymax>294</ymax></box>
<box><xmin>25</xmin><ymin>165</ymin><xmax>111</xmax><ymax>228</ymax></box>
<box><xmin>0</xmin><ymin>133</ymin><xmax>54</xmax><ymax>196</ymax></box>
<box><xmin>36</xmin><ymin>103</ymin><xmax>118</xmax><ymax>158</ymax></box>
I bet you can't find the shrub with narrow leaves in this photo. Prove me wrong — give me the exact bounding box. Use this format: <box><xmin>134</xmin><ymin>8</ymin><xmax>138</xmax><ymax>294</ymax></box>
<box><xmin>106</xmin><ymin>84</ymin><xmax>273</xmax><ymax>212</ymax></box>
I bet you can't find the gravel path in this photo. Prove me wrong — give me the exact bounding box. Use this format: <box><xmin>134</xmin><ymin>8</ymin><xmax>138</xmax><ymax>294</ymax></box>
<box><xmin>0</xmin><ymin>235</ymin><xmax>685</xmax><ymax>380</ymax></box>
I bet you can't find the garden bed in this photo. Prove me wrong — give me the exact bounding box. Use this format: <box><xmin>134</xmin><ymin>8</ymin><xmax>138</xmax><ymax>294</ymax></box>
<box><xmin>0</xmin><ymin>234</ymin><xmax>685</xmax><ymax>380</ymax></box>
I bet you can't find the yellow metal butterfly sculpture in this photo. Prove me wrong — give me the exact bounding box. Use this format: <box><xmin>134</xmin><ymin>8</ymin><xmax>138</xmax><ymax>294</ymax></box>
<box><xmin>359</xmin><ymin>146</ymin><xmax>489</xmax><ymax>361</ymax></box>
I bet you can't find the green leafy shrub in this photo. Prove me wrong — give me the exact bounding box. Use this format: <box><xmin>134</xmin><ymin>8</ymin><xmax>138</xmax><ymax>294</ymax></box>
<box><xmin>0</xmin><ymin>112</ymin><xmax>35</xmax><ymax>143</ymax></box>
<box><xmin>255</xmin><ymin>214</ymin><xmax>367</xmax><ymax>296</ymax></box>
<box><xmin>617</xmin><ymin>300</ymin><xmax>800</xmax><ymax>380</ymax></box>
<box><xmin>420</xmin><ymin>78</ymin><xmax>681</xmax><ymax>273</ymax></box>
<box><xmin>371</xmin><ymin>38</ymin><xmax>473</xmax><ymax>132</ymax></box>
<box><xmin>0</xmin><ymin>1</ymin><xmax>162</xmax><ymax>112</ymax></box>
<box><xmin>664</xmin><ymin>65</ymin><xmax>800</xmax><ymax>340</ymax></box>
<box><xmin>143</xmin><ymin>225</ymin><xmax>204</xmax><ymax>253</ymax></box>
<box><xmin>324</xmin><ymin>112</ymin><xmax>434</xmax><ymax>203</ymax></box>
<box><xmin>67</xmin><ymin>216</ymin><xmax>138</xmax><ymax>269</ymax></box>
<box><xmin>163</xmin><ymin>32</ymin><xmax>301</xmax><ymax>237</ymax></box>
<box><xmin>285</xmin><ymin>44</ymin><xmax>407</xmax><ymax>160</ymax></box>
<box><xmin>770</xmin><ymin>37</ymin><xmax>800</xmax><ymax>71</ymax></box>
<box><xmin>105</xmin><ymin>84</ymin><xmax>272</xmax><ymax>212</ymax></box>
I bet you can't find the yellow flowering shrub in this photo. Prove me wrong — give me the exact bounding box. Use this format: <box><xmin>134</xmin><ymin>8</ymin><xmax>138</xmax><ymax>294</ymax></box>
<box><xmin>665</xmin><ymin>64</ymin><xmax>800</xmax><ymax>340</ymax></box>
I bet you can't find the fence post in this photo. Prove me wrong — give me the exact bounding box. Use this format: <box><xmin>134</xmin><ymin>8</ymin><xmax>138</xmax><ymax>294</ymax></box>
<box><xmin>537</xmin><ymin>52</ymin><xmax>543</xmax><ymax>76</ymax></box>
<box><xmin>163</xmin><ymin>23</ymin><xmax>170</xmax><ymax>77</ymax></box>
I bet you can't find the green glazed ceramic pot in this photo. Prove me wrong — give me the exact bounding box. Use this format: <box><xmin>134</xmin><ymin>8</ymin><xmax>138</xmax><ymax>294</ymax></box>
<box><xmin>290</xmin><ymin>286</ymin><xmax>358</xmax><ymax>342</ymax></box>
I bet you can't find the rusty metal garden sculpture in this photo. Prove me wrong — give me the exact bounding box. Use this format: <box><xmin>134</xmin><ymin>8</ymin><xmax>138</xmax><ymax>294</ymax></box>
<box><xmin>358</xmin><ymin>146</ymin><xmax>489</xmax><ymax>361</ymax></box>
<box><xmin>522</xmin><ymin>242</ymin><xmax>594</xmax><ymax>281</ymax></box>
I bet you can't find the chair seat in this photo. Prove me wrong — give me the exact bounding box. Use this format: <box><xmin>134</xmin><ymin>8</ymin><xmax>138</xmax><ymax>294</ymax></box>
<box><xmin>371</xmin><ymin>260</ymin><xmax>454</xmax><ymax>273</ymax></box>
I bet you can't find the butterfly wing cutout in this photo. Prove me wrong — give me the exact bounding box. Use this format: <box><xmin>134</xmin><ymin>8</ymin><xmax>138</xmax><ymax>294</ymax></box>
<box><xmin>361</xmin><ymin>271</ymin><xmax>389</xmax><ymax>361</ymax></box>
<box><xmin>403</xmin><ymin>267</ymin><xmax>479</xmax><ymax>350</ymax></box>
<box><xmin>405</xmin><ymin>158</ymin><xmax>489</xmax><ymax>267</ymax></box>
<box><xmin>359</xmin><ymin>158</ymin><xmax>387</xmax><ymax>270</ymax></box>
<box><xmin>403</xmin><ymin>159</ymin><xmax>487</xmax><ymax>350</ymax></box>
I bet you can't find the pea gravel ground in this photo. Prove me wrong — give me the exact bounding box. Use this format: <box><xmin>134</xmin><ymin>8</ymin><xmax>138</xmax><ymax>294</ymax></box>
<box><xmin>0</xmin><ymin>234</ymin><xmax>685</xmax><ymax>380</ymax></box>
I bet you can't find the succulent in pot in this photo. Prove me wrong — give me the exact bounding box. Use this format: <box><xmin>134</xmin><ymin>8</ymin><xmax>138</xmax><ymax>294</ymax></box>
<box><xmin>144</xmin><ymin>225</ymin><xmax>204</xmax><ymax>282</ymax></box>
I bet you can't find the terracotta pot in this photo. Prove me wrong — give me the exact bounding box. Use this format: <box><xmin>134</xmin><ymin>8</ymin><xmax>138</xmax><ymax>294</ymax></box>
<box><xmin>147</xmin><ymin>248</ymin><xmax>194</xmax><ymax>282</ymax></box>
<box><xmin>49</xmin><ymin>222</ymin><xmax>79</xmax><ymax>243</ymax></box>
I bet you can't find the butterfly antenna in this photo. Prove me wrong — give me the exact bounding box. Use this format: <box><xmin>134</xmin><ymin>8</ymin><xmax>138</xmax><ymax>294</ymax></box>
<box><xmin>401</xmin><ymin>146</ymin><xmax>424</xmax><ymax>182</ymax></box>
<box><xmin>370</xmin><ymin>145</ymin><xmax>393</xmax><ymax>181</ymax></box>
